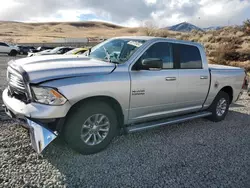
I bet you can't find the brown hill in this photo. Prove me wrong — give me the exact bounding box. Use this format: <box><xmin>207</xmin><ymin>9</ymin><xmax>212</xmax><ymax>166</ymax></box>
<box><xmin>0</xmin><ymin>21</ymin><xmax>142</xmax><ymax>43</ymax></box>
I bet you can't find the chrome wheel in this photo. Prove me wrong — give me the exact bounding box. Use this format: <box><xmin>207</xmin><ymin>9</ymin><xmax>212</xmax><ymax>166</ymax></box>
<box><xmin>216</xmin><ymin>98</ymin><xmax>227</xmax><ymax>117</ymax></box>
<box><xmin>81</xmin><ymin>114</ymin><xmax>110</xmax><ymax>146</ymax></box>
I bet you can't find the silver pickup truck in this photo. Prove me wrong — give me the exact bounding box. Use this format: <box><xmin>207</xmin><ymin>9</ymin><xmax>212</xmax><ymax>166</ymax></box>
<box><xmin>2</xmin><ymin>36</ymin><xmax>247</xmax><ymax>154</ymax></box>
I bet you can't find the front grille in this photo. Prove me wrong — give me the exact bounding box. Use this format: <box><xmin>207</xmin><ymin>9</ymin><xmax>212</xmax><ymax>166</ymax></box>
<box><xmin>7</xmin><ymin>69</ymin><xmax>30</xmax><ymax>103</ymax></box>
<box><xmin>8</xmin><ymin>86</ymin><xmax>28</xmax><ymax>102</ymax></box>
<box><xmin>8</xmin><ymin>72</ymin><xmax>26</xmax><ymax>90</ymax></box>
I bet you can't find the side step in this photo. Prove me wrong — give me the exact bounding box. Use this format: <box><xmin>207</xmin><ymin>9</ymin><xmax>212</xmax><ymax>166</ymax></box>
<box><xmin>126</xmin><ymin>111</ymin><xmax>212</xmax><ymax>133</ymax></box>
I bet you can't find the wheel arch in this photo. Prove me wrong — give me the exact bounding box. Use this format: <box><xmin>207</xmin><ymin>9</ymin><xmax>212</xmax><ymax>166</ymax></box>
<box><xmin>66</xmin><ymin>95</ymin><xmax>124</xmax><ymax>128</ymax></box>
<box><xmin>9</xmin><ymin>49</ymin><xmax>18</xmax><ymax>56</ymax></box>
<box><xmin>220</xmin><ymin>86</ymin><xmax>233</xmax><ymax>104</ymax></box>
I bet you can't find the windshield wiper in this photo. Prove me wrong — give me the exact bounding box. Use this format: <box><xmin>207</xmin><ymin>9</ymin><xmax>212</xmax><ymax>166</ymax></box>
<box><xmin>103</xmin><ymin>46</ymin><xmax>111</xmax><ymax>62</ymax></box>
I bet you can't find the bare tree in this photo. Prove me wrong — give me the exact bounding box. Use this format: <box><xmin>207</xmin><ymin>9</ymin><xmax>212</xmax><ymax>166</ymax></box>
<box><xmin>142</xmin><ymin>20</ymin><xmax>158</xmax><ymax>36</ymax></box>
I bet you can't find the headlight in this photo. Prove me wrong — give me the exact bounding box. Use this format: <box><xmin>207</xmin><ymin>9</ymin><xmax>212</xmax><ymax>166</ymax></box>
<box><xmin>31</xmin><ymin>86</ymin><xmax>67</xmax><ymax>105</ymax></box>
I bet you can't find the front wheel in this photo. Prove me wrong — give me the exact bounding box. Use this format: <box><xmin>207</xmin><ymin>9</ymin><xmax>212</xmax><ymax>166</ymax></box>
<box><xmin>63</xmin><ymin>101</ymin><xmax>118</xmax><ymax>155</ymax></box>
<box><xmin>207</xmin><ymin>91</ymin><xmax>230</xmax><ymax>122</ymax></box>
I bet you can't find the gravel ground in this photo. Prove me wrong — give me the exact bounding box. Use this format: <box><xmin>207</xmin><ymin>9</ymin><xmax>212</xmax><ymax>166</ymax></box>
<box><xmin>0</xmin><ymin>55</ymin><xmax>250</xmax><ymax>187</ymax></box>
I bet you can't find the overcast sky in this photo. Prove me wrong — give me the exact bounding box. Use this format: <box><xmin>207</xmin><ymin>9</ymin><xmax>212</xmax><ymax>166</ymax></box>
<box><xmin>0</xmin><ymin>0</ymin><xmax>250</xmax><ymax>27</ymax></box>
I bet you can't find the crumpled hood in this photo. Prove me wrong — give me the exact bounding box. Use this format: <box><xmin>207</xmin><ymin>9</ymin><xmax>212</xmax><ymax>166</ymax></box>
<box><xmin>9</xmin><ymin>55</ymin><xmax>116</xmax><ymax>83</ymax></box>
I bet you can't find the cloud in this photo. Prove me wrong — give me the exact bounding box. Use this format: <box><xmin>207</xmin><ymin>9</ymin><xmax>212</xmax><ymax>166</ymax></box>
<box><xmin>0</xmin><ymin>0</ymin><xmax>249</xmax><ymax>27</ymax></box>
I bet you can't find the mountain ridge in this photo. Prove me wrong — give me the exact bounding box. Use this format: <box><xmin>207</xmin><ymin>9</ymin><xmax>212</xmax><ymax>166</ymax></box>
<box><xmin>165</xmin><ymin>22</ymin><xmax>223</xmax><ymax>32</ymax></box>
<box><xmin>165</xmin><ymin>22</ymin><xmax>204</xmax><ymax>32</ymax></box>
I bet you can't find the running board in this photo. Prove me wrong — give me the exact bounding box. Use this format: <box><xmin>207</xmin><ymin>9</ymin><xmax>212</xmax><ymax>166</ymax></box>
<box><xmin>126</xmin><ymin>111</ymin><xmax>212</xmax><ymax>133</ymax></box>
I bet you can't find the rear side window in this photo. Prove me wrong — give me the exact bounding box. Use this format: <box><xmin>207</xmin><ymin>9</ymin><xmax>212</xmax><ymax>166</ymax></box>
<box><xmin>178</xmin><ymin>44</ymin><xmax>202</xmax><ymax>69</ymax></box>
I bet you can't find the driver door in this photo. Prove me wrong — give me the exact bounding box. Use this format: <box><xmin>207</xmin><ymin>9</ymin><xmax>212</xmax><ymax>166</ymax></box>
<box><xmin>129</xmin><ymin>42</ymin><xmax>179</xmax><ymax>124</ymax></box>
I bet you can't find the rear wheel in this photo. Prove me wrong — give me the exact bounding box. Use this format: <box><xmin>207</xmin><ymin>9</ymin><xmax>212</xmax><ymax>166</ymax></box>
<box><xmin>207</xmin><ymin>91</ymin><xmax>230</xmax><ymax>122</ymax></box>
<box><xmin>63</xmin><ymin>101</ymin><xmax>118</xmax><ymax>155</ymax></box>
<box><xmin>9</xmin><ymin>50</ymin><xmax>17</xmax><ymax>56</ymax></box>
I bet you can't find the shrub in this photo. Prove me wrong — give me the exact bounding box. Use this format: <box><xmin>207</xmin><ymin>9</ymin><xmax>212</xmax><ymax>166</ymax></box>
<box><xmin>155</xmin><ymin>29</ymin><xmax>170</xmax><ymax>37</ymax></box>
<box><xmin>143</xmin><ymin>27</ymin><xmax>171</xmax><ymax>38</ymax></box>
<box><xmin>243</xmin><ymin>19</ymin><xmax>250</xmax><ymax>35</ymax></box>
<box><xmin>142</xmin><ymin>21</ymin><xmax>158</xmax><ymax>36</ymax></box>
<box><xmin>179</xmin><ymin>34</ymin><xmax>190</xmax><ymax>41</ymax></box>
<box><xmin>229</xmin><ymin>61</ymin><xmax>250</xmax><ymax>72</ymax></box>
<box><xmin>127</xmin><ymin>28</ymin><xmax>138</xmax><ymax>34</ymax></box>
<box><xmin>204</xmin><ymin>43</ymin><xmax>213</xmax><ymax>50</ymax></box>
<box><xmin>213</xmin><ymin>43</ymin><xmax>236</xmax><ymax>64</ymax></box>
<box><xmin>143</xmin><ymin>27</ymin><xmax>157</xmax><ymax>36</ymax></box>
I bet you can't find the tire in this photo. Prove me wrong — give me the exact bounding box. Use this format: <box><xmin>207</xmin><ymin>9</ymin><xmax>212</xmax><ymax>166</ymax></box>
<box><xmin>207</xmin><ymin>91</ymin><xmax>230</xmax><ymax>122</ymax></box>
<box><xmin>63</xmin><ymin>101</ymin><xmax>118</xmax><ymax>155</ymax></box>
<box><xmin>9</xmin><ymin>50</ymin><xmax>17</xmax><ymax>56</ymax></box>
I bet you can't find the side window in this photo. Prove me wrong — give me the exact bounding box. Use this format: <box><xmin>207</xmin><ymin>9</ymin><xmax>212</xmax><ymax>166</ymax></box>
<box><xmin>0</xmin><ymin>42</ymin><xmax>8</xmax><ymax>47</ymax></box>
<box><xmin>58</xmin><ymin>49</ymin><xmax>64</xmax><ymax>54</ymax></box>
<box><xmin>178</xmin><ymin>44</ymin><xmax>202</xmax><ymax>69</ymax></box>
<box><xmin>138</xmin><ymin>42</ymin><xmax>173</xmax><ymax>69</ymax></box>
<box><xmin>63</xmin><ymin>48</ymin><xmax>69</xmax><ymax>53</ymax></box>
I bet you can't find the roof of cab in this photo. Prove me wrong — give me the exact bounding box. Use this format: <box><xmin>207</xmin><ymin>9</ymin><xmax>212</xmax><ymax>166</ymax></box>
<box><xmin>112</xmin><ymin>36</ymin><xmax>203</xmax><ymax>48</ymax></box>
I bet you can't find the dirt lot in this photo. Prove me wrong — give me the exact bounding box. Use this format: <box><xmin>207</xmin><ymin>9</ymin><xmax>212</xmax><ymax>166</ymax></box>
<box><xmin>0</xmin><ymin>55</ymin><xmax>250</xmax><ymax>187</ymax></box>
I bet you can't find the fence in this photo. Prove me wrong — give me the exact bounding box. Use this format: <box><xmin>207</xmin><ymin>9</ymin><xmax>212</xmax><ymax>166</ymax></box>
<box><xmin>17</xmin><ymin>42</ymin><xmax>100</xmax><ymax>48</ymax></box>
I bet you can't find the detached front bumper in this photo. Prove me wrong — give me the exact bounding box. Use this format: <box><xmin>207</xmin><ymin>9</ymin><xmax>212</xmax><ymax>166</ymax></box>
<box><xmin>26</xmin><ymin>119</ymin><xmax>57</xmax><ymax>153</ymax></box>
<box><xmin>2</xmin><ymin>88</ymin><xmax>71</xmax><ymax>153</ymax></box>
<box><xmin>3</xmin><ymin>105</ymin><xmax>57</xmax><ymax>153</ymax></box>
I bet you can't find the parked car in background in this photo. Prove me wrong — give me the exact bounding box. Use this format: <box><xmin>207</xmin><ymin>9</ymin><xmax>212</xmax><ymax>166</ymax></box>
<box><xmin>17</xmin><ymin>46</ymin><xmax>35</xmax><ymax>55</ymax></box>
<box><xmin>64</xmin><ymin>47</ymin><xmax>90</xmax><ymax>55</ymax></box>
<box><xmin>0</xmin><ymin>42</ymin><xmax>19</xmax><ymax>56</ymax></box>
<box><xmin>28</xmin><ymin>47</ymin><xmax>74</xmax><ymax>57</ymax></box>
<box><xmin>30</xmin><ymin>46</ymin><xmax>54</xmax><ymax>53</ymax></box>
<box><xmin>2</xmin><ymin>36</ymin><xmax>247</xmax><ymax>155</ymax></box>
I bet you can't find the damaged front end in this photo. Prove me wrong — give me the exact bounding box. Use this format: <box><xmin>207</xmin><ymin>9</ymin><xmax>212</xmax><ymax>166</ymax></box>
<box><xmin>3</xmin><ymin>102</ymin><xmax>58</xmax><ymax>153</ymax></box>
<box><xmin>26</xmin><ymin>119</ymin><xmax>57</xmax><ymax>153</ymax></box>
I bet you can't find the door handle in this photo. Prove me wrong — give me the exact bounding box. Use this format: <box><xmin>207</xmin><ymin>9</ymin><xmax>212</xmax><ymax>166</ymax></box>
<box><xmin>165</xmin><ymin>77</ymin><xmax>176</xmax><ymax>81</ymax></box>
<box><xmin>200</xmin><ymin>76</ymin><xmax>208</xmax><ymax>79</ymax></box>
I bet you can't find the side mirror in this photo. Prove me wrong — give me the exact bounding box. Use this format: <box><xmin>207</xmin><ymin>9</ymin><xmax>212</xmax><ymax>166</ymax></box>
<box><xmin>141</xmin><ymin>58</ymin><xmax>163</xmax><ymax>70</ymax></box>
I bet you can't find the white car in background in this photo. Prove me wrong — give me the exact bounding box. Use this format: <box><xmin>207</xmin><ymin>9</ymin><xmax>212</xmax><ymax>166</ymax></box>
<box><xmin>27</xmin><ymin>47</ymin><xmax>73</xmax><ymax>57</ymax></box>
<box><xmin>0</xmin><ymin>42</ymin><xmax>19</xmax><ymax>56</ymax></box>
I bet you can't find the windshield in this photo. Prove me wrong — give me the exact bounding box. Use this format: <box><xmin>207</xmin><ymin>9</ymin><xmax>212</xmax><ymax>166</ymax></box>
<box><xmin>89</xmin><ymin>39</ymin><xmax>146</xmax><ymax>63</ymax></box>
<box><xmin>65</xmin><ymin>48</ymin><xmax>78</xmax><ymax>55</ymax></box>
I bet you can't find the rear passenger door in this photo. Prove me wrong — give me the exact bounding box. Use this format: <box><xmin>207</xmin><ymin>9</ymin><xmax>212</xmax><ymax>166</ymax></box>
<box><xmin>175</xmin><ymin>43</ymin><xmax>210</xmax><ymax>113</ymax></box>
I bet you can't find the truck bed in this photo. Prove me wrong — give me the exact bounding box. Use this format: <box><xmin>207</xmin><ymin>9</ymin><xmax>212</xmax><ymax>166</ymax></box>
<box><xmin>208</xmin><ymin>64</ymin><xmax>243</xmax><ymax>71</ymax></box>
<box><xmin>205</xmin><ymin>64</ymin><xmax>245</xmax><ymax>107</ymax></box>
